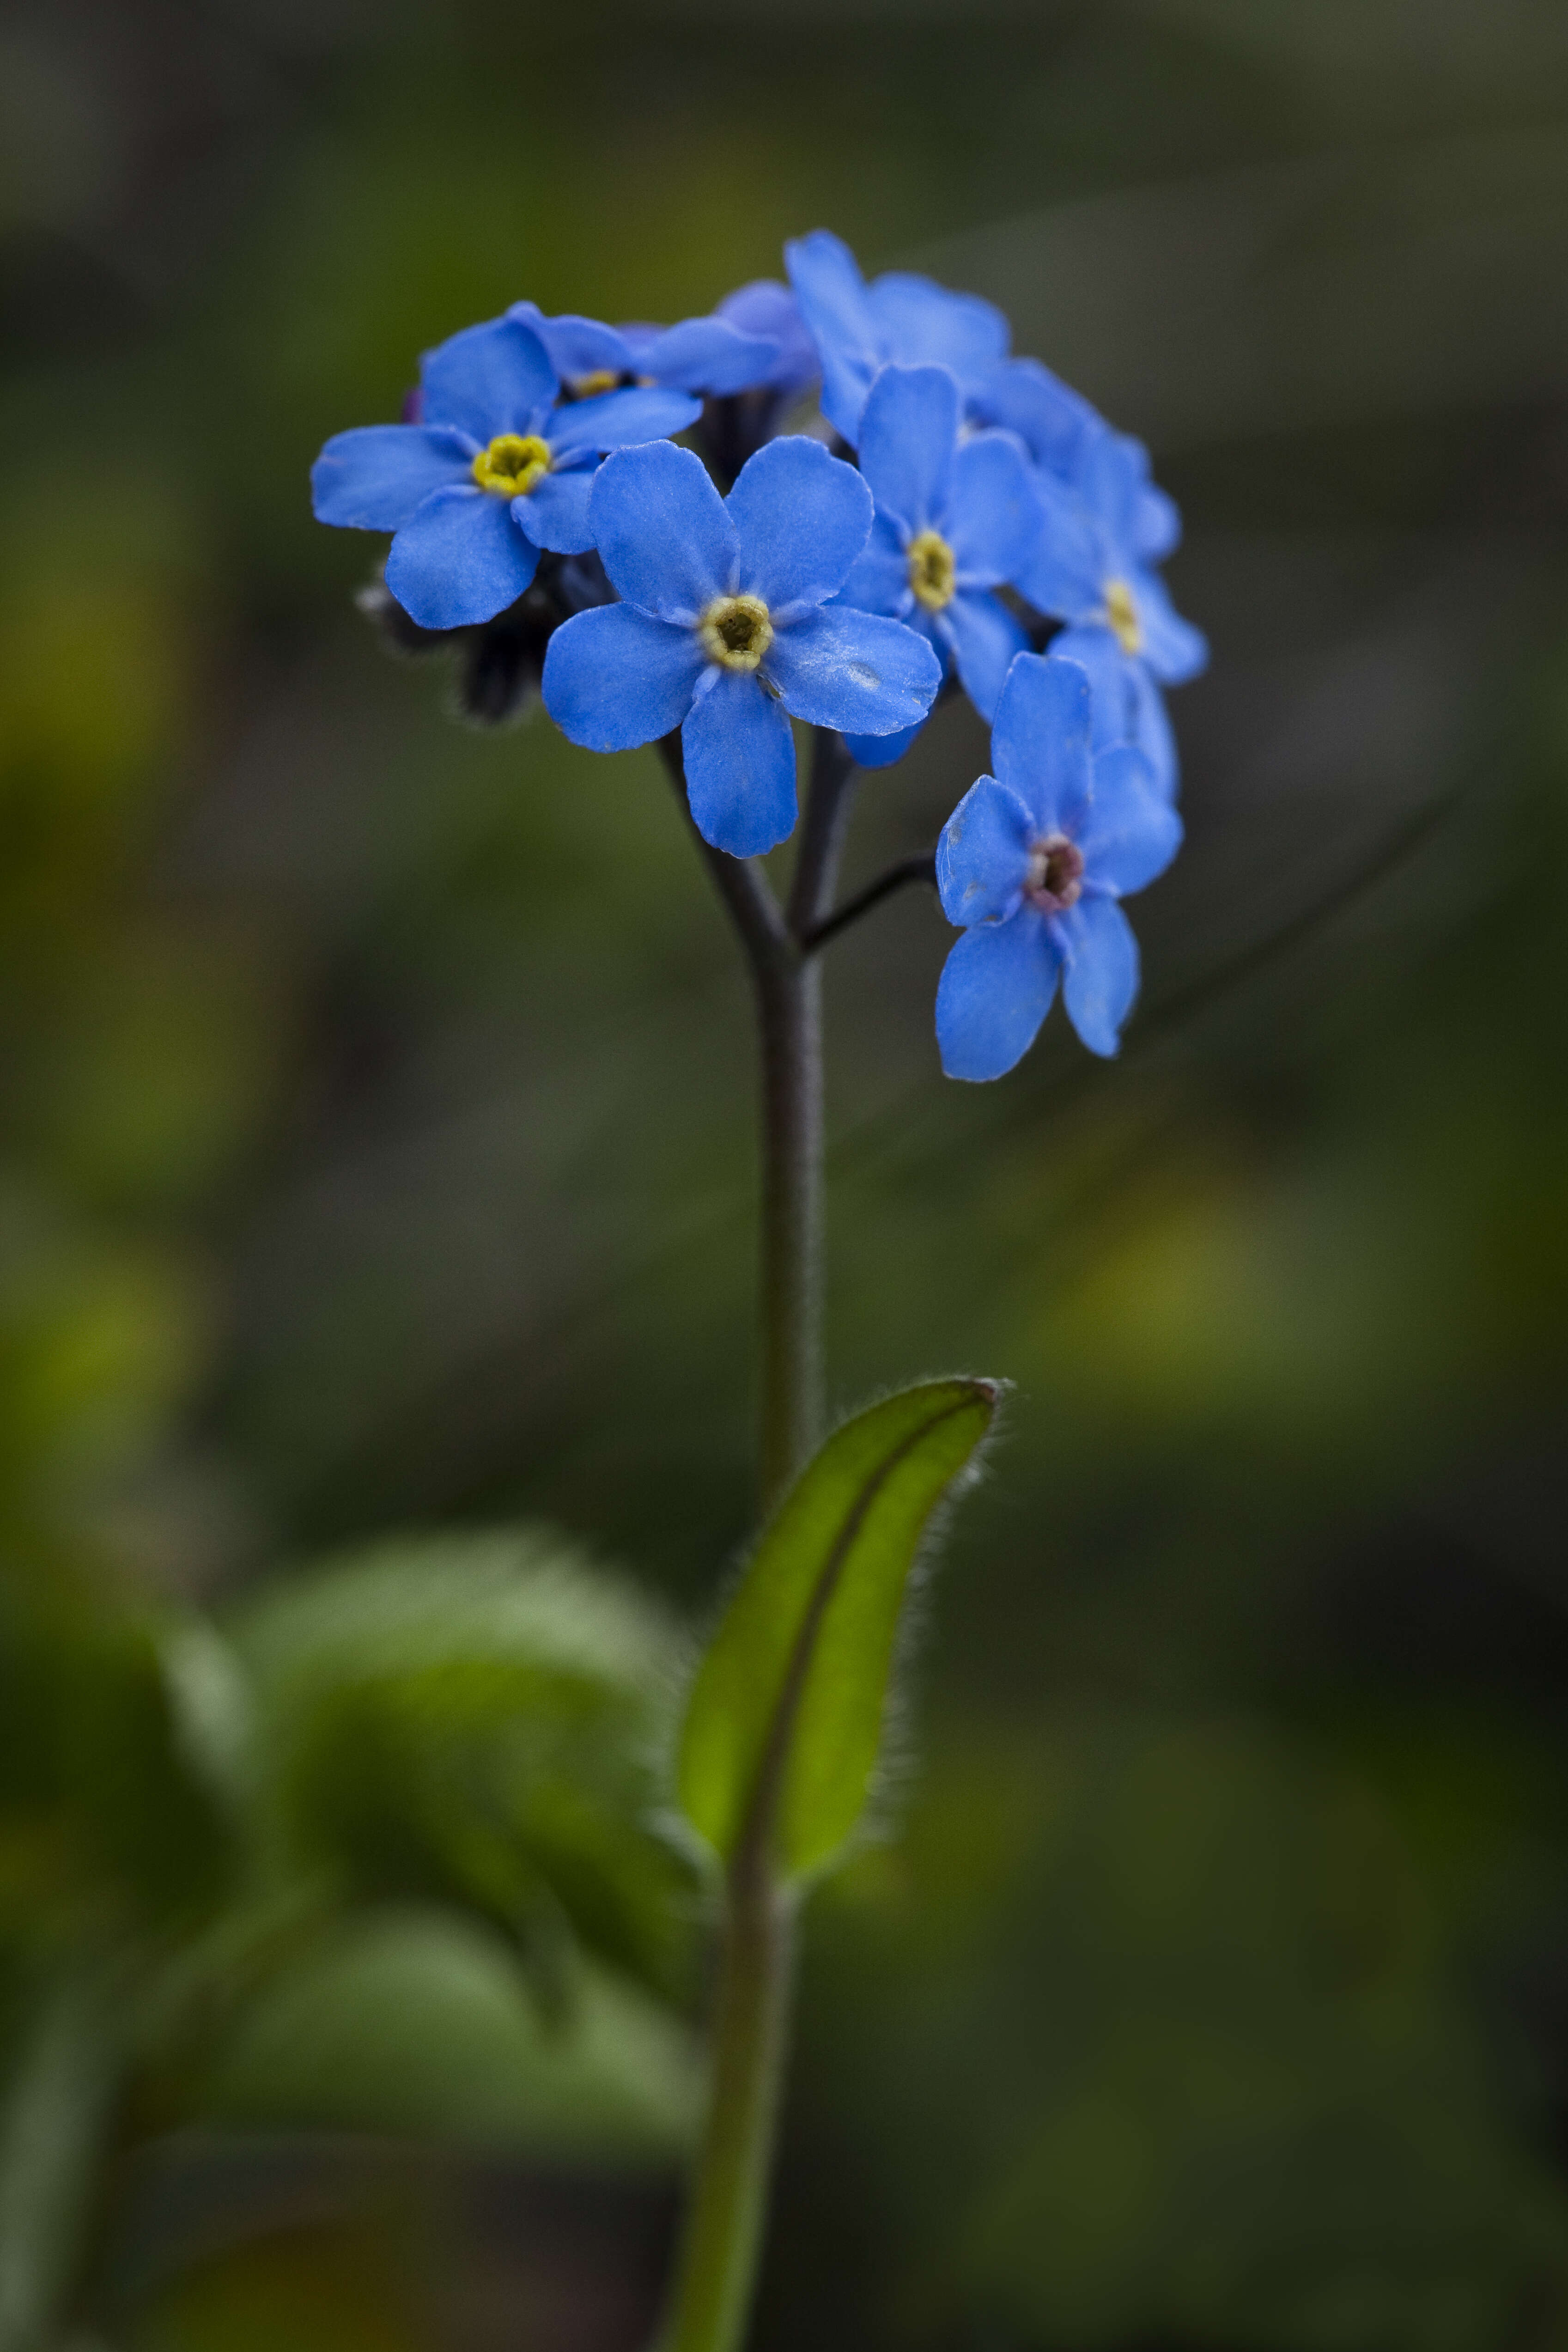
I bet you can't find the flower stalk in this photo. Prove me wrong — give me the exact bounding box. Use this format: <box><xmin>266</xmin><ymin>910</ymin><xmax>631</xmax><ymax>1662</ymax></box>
<box><xmin>659</xmin><ymin>1845</ymin><xmax>796</xmax><ymax>2352</ymax></box>
<box><xmin>654</xmin><ymin>725</ymin><xmax>860</xmax><ymax>2352</ymax></box>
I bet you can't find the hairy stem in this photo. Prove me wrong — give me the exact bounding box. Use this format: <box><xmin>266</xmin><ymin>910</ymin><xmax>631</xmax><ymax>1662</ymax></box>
<box><xmin>653</xmin><ymin>727</ymin><xmax>860</xmax><ymax>2352</ymax></box>
<box><xmin>660</xmin><ymin>1848</ymin><xmax>796</xmax><ymax>2352</ymax></box>
<box><xmin>657</xmin><ymin>729</ymin><xmax>856</xmax><ymax>1507</ymax></box>
<box><xmin>754</xmin><ymin>942</ymin><xmax>822</xmax><ymax>1504</ymax></box>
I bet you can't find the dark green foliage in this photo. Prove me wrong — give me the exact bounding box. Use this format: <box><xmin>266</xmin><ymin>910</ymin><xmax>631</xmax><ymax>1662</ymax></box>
<box><xmin>233</xmin><ymin>1530</ymin><xmax>697</xmax><ymax>1999</ymax></box>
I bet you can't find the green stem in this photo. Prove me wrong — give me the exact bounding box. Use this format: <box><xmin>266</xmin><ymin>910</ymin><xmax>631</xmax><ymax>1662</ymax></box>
<box><xmin>758</xmin><ymin>728</ymin><xmax>853</xmax><ymax>1498</ymax></box>
<box><xmin>654</xmin><ymin>726</ymin><xmax>856</xmax><ymax>2352</ymax></box>
<box><xmin>657</xmin><ymin>728</ymin><xmax>855</xmax><ymax>1507</ymax></box>
<box><xmin>754</xmin><ymin>944</ymin><xmax>821</xmax><ymax>1505</ymax></box>
<box><xmin>660</xmin><ymin>1848</ymin><xmax>796</xmax><ymax>2352</ymax></box>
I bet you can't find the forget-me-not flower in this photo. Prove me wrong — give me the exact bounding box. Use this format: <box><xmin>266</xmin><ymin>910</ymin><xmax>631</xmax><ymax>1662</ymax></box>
<box><xmin>1017</xmin><ymin>422</ymin><xmax>1206</xmax><ymax>798</ymax></box>
<box><xmin>542</xmin><ymin>437</ymin><xmax>942</xmax><ymax>857</ymax></box>
<box><xmin>311</xmin><ymin>313</ymin><xmax>701</xmax><ymax>630</ymax></box>
<box><xmin>715</xmin><ymin>280</ymin><xmax>820</xmax><ymax>402</ymax></box>
<box><xmin>509</xmin><ymin>299</ymin><xmax>782</xmax><ymax>399</ymax></box>
<box><xmin>935</xmin><ymin>652</ymin><xmax>1182</xmax><ymax>1079</ymax></box>
<box><xmin>694</xmin><ymin>282</ymin><xmax>822</xmax><ymax>488</ymax></box>
<box><xmin>784</xmin><ymin>229</ymin><xmax>1011</xmax><ymax>447</ymax></box>
<box><xmin>833</xmin><ymin>363</ymin><xmax>1039</xmax><ymax>767</ymax></box>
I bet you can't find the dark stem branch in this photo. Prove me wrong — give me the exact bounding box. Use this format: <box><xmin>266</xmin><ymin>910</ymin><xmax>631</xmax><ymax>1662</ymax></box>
<box><xmin>658</xmin><ymin>732</ymin><xmax>791</xmax><ymax>973</ymax></box>
<box><xmin>799</xmin><ymin>851</ymin><xmax>938</xmax><ymax>954</ymax></box>
<box><xmin>656</xmin><ymin>731</ymin><xmax>820</xmax><ymax>1507</ymax></box>
<box><xmin>787</xmin><ymin>728</ymin><xmax>857</xmax><ymax>940</ymax></box>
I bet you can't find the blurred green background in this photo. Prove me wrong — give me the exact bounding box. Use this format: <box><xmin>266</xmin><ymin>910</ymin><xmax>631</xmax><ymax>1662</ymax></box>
<box><xmin>3</xmin><ymin>0</ymin><xmax>1568</xmax><ymax>2346</ymax></box>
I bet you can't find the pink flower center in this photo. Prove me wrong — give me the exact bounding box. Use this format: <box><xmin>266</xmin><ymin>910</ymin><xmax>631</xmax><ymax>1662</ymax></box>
<box><xmin>1024</xmin><ymin>832</ymin><xmax>1084</xmax><ymax>914</ymax></box>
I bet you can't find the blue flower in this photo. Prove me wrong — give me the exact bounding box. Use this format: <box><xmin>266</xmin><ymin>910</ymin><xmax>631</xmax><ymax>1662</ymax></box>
<box><xmin>970</xmin><ymin>355</ymin><xmax>1104</xmax><ymax>482</ymax></box>
<box><xmin>833</xmin><ymin>364</ymin><xmax>1040</xmax><ymax>768</ymax></box>
<box><xmin>784</xmin><ymin>229</ymin><xmax>1011</xmax><ymax>447</ymax></box>
<box><xmin>1016</xmin><ymin>422</ymin><xmax>1206</xmax><ymax>797</ymax></box>
<box><xmin>715</xmin><ymin>280</ymin><xmax>820</xmax><ymax>400</ymax></box>
<box><xmin>935</xmin><ymin>652</ymin><xmax>1182</xmax><ymax>1079</ymax></box>
<box><xmin>542</xmin><ymin>437</ymin><xmax>942</xmax><ymax>858</ymax></box>
<box><xmin>311</xmin><ymin>313</ymin><xmax>701</xmax><ymax>629</ymax></box>
<box><xmin>509</xmin><ymin>300</ymin><xmax>783</xmax><ymax>398</ymax></box>
<box><xmin>693</xmin><ymin>284</ymin><xmax>824</xmax><ymax>487</ymax></box>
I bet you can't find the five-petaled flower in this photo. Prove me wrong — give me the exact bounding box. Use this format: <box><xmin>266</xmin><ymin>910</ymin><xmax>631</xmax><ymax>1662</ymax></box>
<box><xmin>833</xmin><ymin>363</ymin><xmax>1039</xmax><ymax>767</ymax></box>
<box><xmin>542</xmin><ymin>437</ymin><xmax>942</xmax><ymax>857</ymax></box>
<box><xmin>784</xmin><ymin>229</ymin><xmax>1011</xmax><ymax>447</ymax></box>
<box><xmin>508</xmin><ymin>299</ymin><xmax>784</xmax><ymax>399</ymax></box>
<box><xmin>935</xmin><ymin>652</ymin><xmax>1182</xmax><ymax>1079</ymax></box>
<box><xmin>1017</xmin><ymin>422</ymin><xmax>1207</xmax><ymax>798</ymax></box>
<box><xmin>311</xmin><ymin>313</ymin><xmax>701</xmax><ymax>630</ymax></box>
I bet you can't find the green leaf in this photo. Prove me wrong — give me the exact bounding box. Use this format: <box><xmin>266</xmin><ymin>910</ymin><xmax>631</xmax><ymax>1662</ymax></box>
<box><xmin>679</xmin><ymin>1378</ymin><xmax>998</xmax><ymax>1882</ymax></box>
<box><xmin>231</xmin><ymin>1529</ymin><xmax>696</xmax><ymax>1997</ymax></box>
<box><xmin>0</xmin><ymin>1972</ymin><xmax>119</xmax><ymax>2352</ymax></box>
<box><xmin>198</xmin><ymin>1906</ymin><xmax>700</xmax><ymax>2162</ymax></box>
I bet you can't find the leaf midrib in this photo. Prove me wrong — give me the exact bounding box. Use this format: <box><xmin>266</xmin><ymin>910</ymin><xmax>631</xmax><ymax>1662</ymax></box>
<box><xmin>732</xmin><ymin>1389</ymin><xmax>986</xmax><ymax>1876</ymax></box>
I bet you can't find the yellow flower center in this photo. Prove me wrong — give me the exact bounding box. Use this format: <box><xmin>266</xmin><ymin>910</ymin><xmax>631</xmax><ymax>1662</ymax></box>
<box><xmin>699</xmin><ymin>593</ymin><xmax>773</xmax><ymax>673</ymax></box>
<box><xmin>472</xmin><ymin>433</ymin><xmax>551</xmax><ymax>498</ymax></box>
<box><xmin>906</xmin><ymin>528</ymin><xmax>957</xmax><ymax>614</ymax></box>
<box><xmin>1105</xmin><ymin>576</ymin><xmax>1143</xmax><ymax>656</ymax></box>
<box><xmin>570</xmin><ymin>369</ymin><xmax>622</xmax><ymax>399</ymax></box>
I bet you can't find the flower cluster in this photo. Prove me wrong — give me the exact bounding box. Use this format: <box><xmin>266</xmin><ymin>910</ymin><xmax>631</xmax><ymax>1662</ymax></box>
<box><xmin>313</xmin><ymin>232</ymin><xmax>1205</xmax><ymax>1072</ymax></box>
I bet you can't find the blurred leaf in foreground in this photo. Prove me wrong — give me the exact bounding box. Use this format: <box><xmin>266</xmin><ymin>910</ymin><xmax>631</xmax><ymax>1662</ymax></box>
<box><xmin>0</xmin><ymin>1971</ymin><xmax>118</xmax><ymax>2352</ymax></box>
<box><xmin>232</xmin><ymin>1529</ymin><xmax>696</xmax><ymax>1999</ymax></box>
<box><xmin>197</xmin><ymin>1905</ymin><xmax>699</xmax><ymax>2161</ymax></box>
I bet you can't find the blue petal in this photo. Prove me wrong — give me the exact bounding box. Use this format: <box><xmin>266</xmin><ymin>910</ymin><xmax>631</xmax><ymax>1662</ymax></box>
<box><xmin>990</xmin><ymin>652</ymin><xmax>1094</xmax><ymax>835</ymax></box>
<box><xmin>541</xmin><ymin>602</ymin><xmax>703</xmax><ymax>751</ymax></box>
<box><xmin>681</xmin><ymin>672</ymin><xmax>797</xmax><ymax>855</ymax></box>
<box><xmin>784</xmin><ymin>229</ymin><xmax>878</xmax><ymax>443</ymax></box>
<box><xmin>1016</xmin><ymin>469</ymin><xmax>1104</xmax><ymax>620</ymax></box>
<box><xmin>836</xmin><ymin>512</ymin><xmax>913</xmax><ymax>617</ymax></box>
<box><xmin>718</xmin><ymin>280</ymin><xmax>820</xmax><ymax>394</ymax></box>
<box><xmin>588</xmin><ymin>441</ymin><xmax>738</xmax><ymax>623</ymax></box>
<box><xmin>1051</xmin><ymin>624</ymin><xmax>1181</xmax><ymax>802</ymax></box>
<box><xmin>1130</xmin><ymin>661</ymin><xmax>1179</xmax><ymax>798</ymax></box>
<box><xmin>420</xmin><ymin>316</ymin><xmax>558</xmax><ymax>444</ymax></box>
<box><xmin>865</xmin><ymin>273</ymin><xmax>1010</xmax><ymax>376</ymax></box>
<box><xmin>311</xmin><ymin>426</ymin><xmax>471</xmax><ymax>530</ymax></box>
<box><xmin>508</xmin><ymin>303</ymin><xmax>632</xmax><ymax>381</ymax></box>
<box><xmin>546</xmin><ymin>383</ymin><xmax>702</xmax><ymax>455</ymax></box>
<box><xmin>948</xmin><ymin>430</ymin><xmax>1041</xmax><ymax>585</ymax></box>
<box><xmin>936</xmin><ymin>775</ymin><xmax>1034</xmax><ymax>926</ymax></box>
<box><xmin>1078</xmin><ymin>746</ymin><xmax>1182</xmax><ymax>896</ymax></box>
<box><xmin>384</xmin><ymin>487</ymin><xmax>539</xmax><ymax>627</ymax></box>
<box><xmin>636</xmin><ymin>316</ymin><xmax>782</xmax><ymax>395</ymax></box>
<box><xmin>1057</xmin><ymin>894</ymin><xmax>1140</xmax><ymax>1057</ymax></box>
<box><xmin>1128</xmin><ymin>567</ymin><xmax>1208</xmax><ymax>685</ymax></box>
<box><xmin>940</xmin><ymin>591</ymin><xmax>1030</xmax><ymax>723</ymax></box>
<box><xmin>765</xmin><ymin>604</ymin><xmax>940</xmax><ymax>735</ymax></box>
<box><xmin>1047</xmin><ymin>623</ymin><xmax>1137</xmax><ymax>750</ymax></box>
<box><xmin>844</xmin><ymin>719</ymin><xmax>926</xmax><ymax>768</ymax></box>
<box><xmin>1079</xmin><ymin>428</ymin><xmax>1148</xmax><ymax>557</ymax></box>
<box><xmin>729</xmin><ymin>436</ymin><xmax>872</xmax><ymax>612</ymax></box>
<box><xmin>857</xmin><ymin>365</ymin><xmax>958</xmax><ymax>537</ymax></box>
<box><xmin>936</xmin><ymin>912</ymin><xmax>1061</xmax><ymax>1083</ymax></box>
<box><xmin>519</xmin><ymin>466</ymin><xmax>596</xmax><ymax>554</ymax></box>
<box><xmin>972</xmin><ymin>357</ymin><xmax>1101</xmax><ymax>474</ymax></box>
<box><xmin>1138</xmin><ymin>485</ymin><xmax>1181</xmax><ymax>558</ymax></box>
